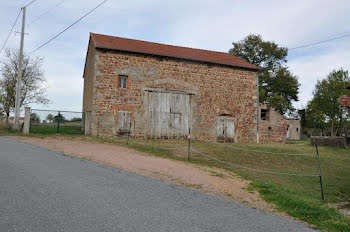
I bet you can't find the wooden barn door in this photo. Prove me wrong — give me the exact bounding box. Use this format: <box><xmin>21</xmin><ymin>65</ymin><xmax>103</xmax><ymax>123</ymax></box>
<box><xmin>148</xmin><ymin>91</ymin><xmax>190</xmax><ymax>139</ymax></box>
<box><xmin>217</xmin><ymin>117</ymin><xmax>234</xmax><ymax>142</ymax></box>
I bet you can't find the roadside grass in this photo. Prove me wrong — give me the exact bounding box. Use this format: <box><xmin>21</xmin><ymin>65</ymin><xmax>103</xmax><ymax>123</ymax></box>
<box><xmin>3</xmin><ymin>131</ymin><xmax>350</xmax><ymax>231</ymax></box>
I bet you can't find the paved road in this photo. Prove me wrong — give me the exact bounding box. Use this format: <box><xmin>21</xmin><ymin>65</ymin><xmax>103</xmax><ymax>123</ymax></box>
<box><xmin>0</xmin><ymin>137</ymin><xmax>316</xmax><ymax>232</ymax></box>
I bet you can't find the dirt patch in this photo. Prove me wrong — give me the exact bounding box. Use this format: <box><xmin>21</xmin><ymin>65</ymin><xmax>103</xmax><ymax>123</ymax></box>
<box><xmin>329</xmin><ymin>202</ymin><xmax>350</xmax><ymax>218</ymax></box>
<box><xmin>12</xmin><ymin>136</ymin><xmax>281</xmax><ymax>215</ymax></box>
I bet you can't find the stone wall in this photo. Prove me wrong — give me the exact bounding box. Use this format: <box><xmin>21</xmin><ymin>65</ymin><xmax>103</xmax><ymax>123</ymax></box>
<box><xmin>311</xmin><ymin>136</ymin><xmax>348</xmax><ymax>148</ymax></box>
<box><xmin>259</xmin><ymin>104</ymin><xmax>287</xmax><ymax>143</ymax></box>
<box><xmin>85</xmin><ymin>48</ymin><xmax>260</xmax><ymax>142</ymax></box>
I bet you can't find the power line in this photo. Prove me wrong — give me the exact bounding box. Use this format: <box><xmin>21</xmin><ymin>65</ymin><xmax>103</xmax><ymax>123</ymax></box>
<box><xmin>29</xmin><ymin>0</ymin><xmax>65</xmax><ymax>26</ymax></box>
<box><xmin>28</xmin><ymin>0</ymin><xmax>108</xmax><ymax>55</ymax></box>
<box><xmin>289</xmin><ymin>33</ymin><xmax>350</xmax><ymax>51</ymax></box>
<box><xmin>0</xmin><ymin>9</ymin><xmax>22</xmax><ymax>55</ymax></box>
<box><xmin>25</xmin><ymin>0</ymin><xmax>38</xmax><ymax>7</ymax></box>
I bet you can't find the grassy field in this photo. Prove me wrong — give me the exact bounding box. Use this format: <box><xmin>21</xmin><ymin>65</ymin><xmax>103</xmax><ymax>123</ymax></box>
<box><xmin>1</xmin><ymin>131</ymin><xmax>349</xmax><ymax>231</ymax></box>
<box><xmin>29</xmin><ymin>125</ymin><xmax>83</xmax><ymax>134</ymax></box>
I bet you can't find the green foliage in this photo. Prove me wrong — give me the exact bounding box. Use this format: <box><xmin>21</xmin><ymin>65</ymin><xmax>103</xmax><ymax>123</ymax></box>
<box><xmin>306</xmin><ymin>69</ymin><xmax>350</xmax><ymax>136</ymax></box>
<box><xmin>46</xmin><ymin>114</ymin><xmax>54</xmax><ymax>123</ymax></box>
<box><xmin>229</xmin><ymin>34</ymin><xmax>299</xmax><ymax>115</ymax></box>
<box><xmin>30</xmin><ymin>112</ymin><xmax>40</xmax><ymax>123</ymax></box>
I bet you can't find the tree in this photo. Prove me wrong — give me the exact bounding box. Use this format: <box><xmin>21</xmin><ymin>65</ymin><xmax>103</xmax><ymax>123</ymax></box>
<box><xmin>54</xmin><ymin>113</ymin><xmax>66</xmax><ymax>122</ymax></box>
<box><xmin>306</xmin><ymin>69</ymin><xmax>350</xmax><ymax>136</ymax></box>
<box><xmin>46</xmin><ymin>114</ymin><xmax>54</xmax><ymax>123</ymax></box>
<box><xmin>0</xmin><ymin>48</ymin><xmax>49</xmax><ymax>123</ymax></box>
<box><xmin>30</xmin><ymin>112</ymin><xmax>40</xmax><ymax>123</ymax></box>
<box><xmin>229</xmin><ymin>34</ymin><xmax>300</xmax><ymax>115</ymax></box>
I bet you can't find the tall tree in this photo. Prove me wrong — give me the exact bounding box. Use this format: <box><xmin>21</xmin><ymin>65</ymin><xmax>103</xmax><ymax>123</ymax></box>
<box><xmin>0</xmin><ymin>48</ymin><xmax>49</xmax><ymax>123</ymax></box>
<box><xmin>46</xmin><ymin>114</ymin><xmax>54</xmax><ymax>123</ymax></box>
<box><xmin>307</xmin><ymin>69</ymin><xmax>350</xmax><ymax>136</ymax></box>
<box><xmin>229</xmin><ymin>34</ymin><xmax>299</xmax><ymax>115</ymax></box>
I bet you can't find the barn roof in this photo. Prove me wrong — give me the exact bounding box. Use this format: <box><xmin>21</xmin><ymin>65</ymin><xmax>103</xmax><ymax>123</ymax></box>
<box><xmin>90</xmin><ymin>33</ymin><xmax>260</xmax><ymax>71</ymax></box>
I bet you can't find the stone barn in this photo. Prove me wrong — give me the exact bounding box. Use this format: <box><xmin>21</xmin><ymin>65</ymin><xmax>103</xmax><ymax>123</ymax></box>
<box><xmin>83</xmin><ymin>33</ymin><xmax>279</xmax><ymax>143</ymax></box>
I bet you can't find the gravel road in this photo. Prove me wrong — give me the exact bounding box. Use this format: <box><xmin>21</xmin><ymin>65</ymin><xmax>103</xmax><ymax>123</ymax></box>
<box><xmin>0</xmin><ymin>137</ymin><xmax>317</xmax><ymax>232</ymax></box>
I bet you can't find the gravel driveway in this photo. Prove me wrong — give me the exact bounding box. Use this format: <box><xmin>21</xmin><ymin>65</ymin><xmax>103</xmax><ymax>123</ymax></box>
<box><xmin>0</xmin><ymin>137</ymin><xmax>317</xmax><ymax>231</ymax></box>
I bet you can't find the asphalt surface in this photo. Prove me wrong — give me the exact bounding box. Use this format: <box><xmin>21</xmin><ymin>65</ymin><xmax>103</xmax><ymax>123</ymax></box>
<box><xmin>0</xmin><ymin>137</ymin><xmax>317</xmax><ymax>232</ymax></box>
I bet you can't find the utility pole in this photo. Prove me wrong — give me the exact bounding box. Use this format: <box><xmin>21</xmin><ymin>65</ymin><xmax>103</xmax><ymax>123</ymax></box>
<box><xmin>14</xmin><ymin>7</ymin><xmax>26</xmax><ymax>131</ymax></box>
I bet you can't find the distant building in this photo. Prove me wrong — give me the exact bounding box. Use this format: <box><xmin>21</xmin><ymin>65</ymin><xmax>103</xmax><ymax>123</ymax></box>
<box><xmin>259</xmin><ymin>104</ymin><xmax>288</xmax><ymax>143</ymax></box>
<box><xmin>286</xmin><ymin>119</ymin><xmax>301</xmax><ymax>140</ymax></box>
<box><xmin>339</xmin><ymin>84</ymin><xmax>350</xmax><ymax>109</ymax></box>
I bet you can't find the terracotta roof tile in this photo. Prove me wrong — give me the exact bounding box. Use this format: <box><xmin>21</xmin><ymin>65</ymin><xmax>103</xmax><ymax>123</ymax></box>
<box><xmin>90</xmin><ymin>33</ymin><xmax>260</xmax><ymax>71</ymax></box>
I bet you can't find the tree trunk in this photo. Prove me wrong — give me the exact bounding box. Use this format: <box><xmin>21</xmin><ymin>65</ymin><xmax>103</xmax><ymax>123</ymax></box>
<box><xmin>331</xmin><ymin>121</ymin><xmax>334</xmax><ymax>137</ymax></box>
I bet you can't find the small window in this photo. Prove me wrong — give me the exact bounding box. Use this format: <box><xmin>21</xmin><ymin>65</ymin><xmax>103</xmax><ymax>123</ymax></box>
<box><xmin>118</xmin><ymin>75</ymin><xmax>128</xmax><ymax>89</ymax></box>
<box><xmin>261</xmin><ymin>109</ymin><xmax>269</xmax><ymax>120</ymax></box>
<box><xmin>296</xmin><ymin>127</ymin><xmax>299</xmax><ymax>132</ymax></box>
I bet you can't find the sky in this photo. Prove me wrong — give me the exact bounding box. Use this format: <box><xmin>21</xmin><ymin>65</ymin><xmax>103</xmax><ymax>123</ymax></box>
<box><xmin>1</xmin><ymin>0</ymin><xmax>350</xmax><ymax>114</ymax></box>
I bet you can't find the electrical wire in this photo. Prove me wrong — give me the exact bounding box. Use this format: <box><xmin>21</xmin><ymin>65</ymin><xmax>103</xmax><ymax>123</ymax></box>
<box><xmin>28</xmin><ymin>0</ymin><xmax>65</xmax><ymax>26</ymax></box>
<box><xmin>25</xmin><ymin>0</ymin><xmax>38</xmax><ymax>7</ymax></box>
<box><xmin>27</xmin><ymin>0</ymin><xmax>108</xmax><ymax>55</ymax></box>
<box><xmin>289</xmin><ymin>33</ymin><xmax>350</xmax><ymax>51</ymax></box>
<box><xmin>0</xmin><ymin>9</ymin><xmax>22</xmax><ymax>55</ymax></box>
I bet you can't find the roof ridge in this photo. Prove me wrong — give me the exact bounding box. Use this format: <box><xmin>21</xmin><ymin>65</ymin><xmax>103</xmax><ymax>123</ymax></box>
<box><xmin>90</xmin><ymin>33</ymin><xmax>260</xmax><ymax>70</ymax></box>
<box><xmin>91</xmin><ymin>32</ymin><xmax>238</xmax><ymax>58</ymax></box>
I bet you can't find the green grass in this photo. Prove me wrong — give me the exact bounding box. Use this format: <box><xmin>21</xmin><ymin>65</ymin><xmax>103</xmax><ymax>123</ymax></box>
<box><xmin>2</xmin><ymin>132</ymin><xmax>349</xmax><ymax>231</ymax></box>
<box><xmin>30</xmin><ymin>125</ymin><xmax>83</xmax><ymax>134</ymax></box>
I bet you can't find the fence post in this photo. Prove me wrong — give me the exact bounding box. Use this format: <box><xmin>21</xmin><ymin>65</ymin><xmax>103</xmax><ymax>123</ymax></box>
<box><xmin>187</xmin><ymin>128</ymin><xmax>191</xmax><ymax>161</ymax></box>
<box><xmin>315</xmin><ymin>144</ymin><xmax>325</xmax><ymax>201</ymax></box>
<box><xmin>23</xmin><ymin>107</ymin><xmax>31</xmax><ymax>134</ymax></box>
<box><xmin>57</xmin><ymin>111</ymin><xmax>61</xmax><ymax>133</ymax></box>
<box><xmin>127</xmin><ymin>120</ymin><xmax>131</xmax><ymax>145</ymax></box>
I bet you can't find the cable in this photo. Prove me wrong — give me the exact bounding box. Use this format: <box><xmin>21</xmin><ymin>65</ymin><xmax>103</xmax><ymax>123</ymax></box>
<box><xmin>289</xmin><ymin>33</ymin><xmax>350</xmax><ymax>51</ymax></box>
<box><xmin>191</xmin><ymin>148</ymin><xmax>318</xmax><ymax>177</ymax></box>
<box><xmin>27</xmin><ymin>0</ymin><xmax>108</xmax><ymax>55</ymax></box>
<box><xmin>0</xmin><ymin>9</ymin><xmax>22</xmax><ymax>55</ymax></box>
<box><xmin>28</xmin><ymin>0</ymin><xmax>65</xmax><ymax>26</ymax></box>
<box><xmin>25</xmin><ymin>0</ymin><xmax>38</xmax><ymax>7</ymax></box>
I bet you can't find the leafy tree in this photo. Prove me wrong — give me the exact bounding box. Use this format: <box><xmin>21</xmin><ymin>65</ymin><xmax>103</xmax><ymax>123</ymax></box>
<box><xmin>306</xmin><ymin>69</ymin><xmax>350</xmax><ymax>136</ymax></box>
<box><xmin>30</xmin><ymin>112</ymin><xmax>40</xmax><ymax>123</ymax></box>
<box><xmin>229</xmin><ymin>34</ymin><xmax>299</xmax><ymax>115</ymax></box>
<box><xmin>0</xmin><ymin>48</ymin><xmax>49</xmax><ymax>124</ymax></box>
<box><xmin>54</xmin><ymin>113</ymin><xmax>66</xmax><ymax>122</ymax></box>
<box><xmin>46</xmin><ymin>114</ymin><xmax>54</xmax><ymax>123</ymax></box>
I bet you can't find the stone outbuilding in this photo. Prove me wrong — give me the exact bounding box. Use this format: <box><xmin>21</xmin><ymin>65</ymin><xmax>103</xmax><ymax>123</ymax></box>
<box><xmin>259</xmin><ymin>104</ymin><xmax>288</xmax><ymax>143</ymax></box>
<box><xmin>82</xmin><ymin>33</ymin><xmax>287</xmax><ymax>143</ymax></box>
<box><xmin>286</xmin><ymin>119</ymin><xmax>301</xmax><ymax>140</ymax></box>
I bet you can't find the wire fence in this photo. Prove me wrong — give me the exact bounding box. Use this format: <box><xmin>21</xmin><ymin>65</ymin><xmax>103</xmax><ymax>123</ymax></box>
<box><xmin>30</xmin><ymin>109</ymin><xmax>84</xmax><ymax>134</ymax></box>
<box><xmin>123</xmin><ymin>122</ymin><xmax>325</xmax><ymax>200</ymax></box>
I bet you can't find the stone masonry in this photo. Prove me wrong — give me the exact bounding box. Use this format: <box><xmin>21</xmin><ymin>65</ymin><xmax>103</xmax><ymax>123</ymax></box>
<box><xmin>83</xmin><ymin>33</ymin><xmax>287</xmax><ymax>143</ymax></box>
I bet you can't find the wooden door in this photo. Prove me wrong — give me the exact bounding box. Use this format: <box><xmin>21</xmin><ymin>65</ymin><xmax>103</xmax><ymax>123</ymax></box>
<box><xmin>148</xmin><ymin>91</ymin><xmax>190</xmax><ymax>139</ymax></box>
<box><xmin>217</xmin><ymin>117</ymin><xmax>234</xmax><ymax>142</ymax></box>
<box><xmin>117</xmin><ymin>110</ymin><xmax>131</xmax><ymax>134</ymax></box>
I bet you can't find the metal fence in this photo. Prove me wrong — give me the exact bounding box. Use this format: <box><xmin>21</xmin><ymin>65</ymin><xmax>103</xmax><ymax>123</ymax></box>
<box><xmin>30</xmin><ymin>109</ymin><xmax>84</xmax><ymax>134</ymax></box>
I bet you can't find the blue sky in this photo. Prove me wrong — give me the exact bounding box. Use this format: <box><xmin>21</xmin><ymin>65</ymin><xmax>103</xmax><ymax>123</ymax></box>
<box><xmin>1</xmin><ymin>0</ymin><xmax>350</xmax><ymax>113</ymax></box>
